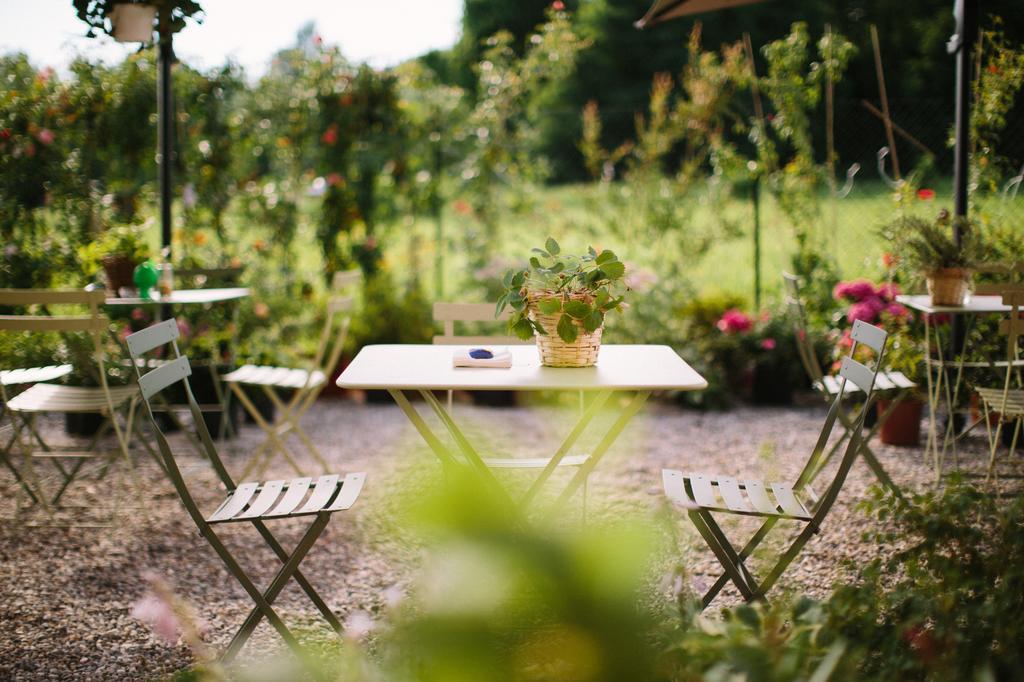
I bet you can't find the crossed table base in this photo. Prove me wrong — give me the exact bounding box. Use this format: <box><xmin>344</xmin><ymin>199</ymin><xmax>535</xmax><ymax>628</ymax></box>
<box><xmin>336</xmin><ymin>344</ymin><xmax>707</xmax><ymax>520</ymax></box>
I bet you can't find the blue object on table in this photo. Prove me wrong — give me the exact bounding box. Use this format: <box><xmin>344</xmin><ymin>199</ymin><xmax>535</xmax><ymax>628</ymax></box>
<box><xmin>469</xmin><ymin>348</ymin><xmax>494</xmax><ymax>359</ymax></box>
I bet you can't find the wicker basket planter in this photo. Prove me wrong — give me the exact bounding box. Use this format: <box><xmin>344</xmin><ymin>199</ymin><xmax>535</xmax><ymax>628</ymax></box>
<box><xmin>528</xmin><ymin>294</ymin><xmax>603</xmax><ymax>367</ymax></box>
<box><xmin>102</xmin><ymin>255</ymin><xmax>138</xmax><ymax>295</ymax></box>
<box><xmin>926</xmin><ymin>268</ymin><xmax>971</xmax><ymax>306</ymax></box>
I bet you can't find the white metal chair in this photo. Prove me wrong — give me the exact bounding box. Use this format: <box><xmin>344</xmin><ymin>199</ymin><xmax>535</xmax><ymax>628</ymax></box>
<box><xmin>664</xmin><ymin>319</ymin><xmax>888</xmax><ymax>609</ymax></box>
<box><xmin>973</xmin><ymin>288</ymin><xmax>1024</xmax><ymax>481</ymax></box>
<box><xmin>125</xmin><ymin>319</ymin><xmax>365</xmax><ymax>663</ymax></box>
<box><xmin>783</xmin><ymin>272</ymin><xmax>910</xmax><ymax>492</ymax></box>
<box><xmin>432</xmin><ymin>301</ymin><xmax>591</xmax><ymax>518</ymax></box>
<box><xmin>224</xmin><ymin>270</ymin><xmax>360</xmax><ymax>478</ymax></box>
<box><xmin>0</xmin><ymin>289</ymin><xmax>141</xmax><ymax>509</ymax></box>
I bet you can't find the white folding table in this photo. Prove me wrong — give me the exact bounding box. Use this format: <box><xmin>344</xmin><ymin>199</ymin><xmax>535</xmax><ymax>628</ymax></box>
<box><xmin>896</xmin><ymin>294</ymin><xmax>1014</xmax><ymax>477</ymax></box>
<box><xmin>336</xmin><ymin>344</ymin><xmax>707</xmax><ymax>516</ymax></box>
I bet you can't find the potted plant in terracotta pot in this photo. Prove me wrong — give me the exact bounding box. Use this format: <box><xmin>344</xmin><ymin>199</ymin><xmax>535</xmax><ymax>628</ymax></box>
<box><xmin>883</xmin><ymin>210</ymin><xmax>983</xmax><ymax>306</ymax></box>
<box><xmin>498</xmin><ymin>238</ymin><xmax>628</xmax><ymax>367</ymax></box>
<box><xmin>79</xmin><ymin>225</ymin><xmax>151</xmax><ymax>295</ymax></box>
<box><xmin>73</xmin><ymin>0</ymin><xmax>203</xmax><ymax>41</ymax></box>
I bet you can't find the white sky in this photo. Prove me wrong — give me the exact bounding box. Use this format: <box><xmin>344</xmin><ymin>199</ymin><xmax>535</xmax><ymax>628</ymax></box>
<box><xmin>0</xmin><ymin>0</ymin><xmax>463</xmax><ymax>74</ymax></box>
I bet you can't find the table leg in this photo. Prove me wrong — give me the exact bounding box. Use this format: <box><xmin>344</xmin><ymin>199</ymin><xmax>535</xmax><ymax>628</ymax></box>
<box><xmin>544</xmin><ymin>390</ymin><xmax>652</xmax><ymax>520</ymax></box>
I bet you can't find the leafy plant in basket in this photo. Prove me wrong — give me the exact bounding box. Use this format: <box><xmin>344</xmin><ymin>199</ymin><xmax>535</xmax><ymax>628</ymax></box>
<box><xmin>497</xmin><ymin>238</ymin><xmax>627</xmax><ymax>367</ymax></box>
<box><xmin>880</xmin><ymin>210</ymin><xmax>985</xmax><ymax>306</ymax></box>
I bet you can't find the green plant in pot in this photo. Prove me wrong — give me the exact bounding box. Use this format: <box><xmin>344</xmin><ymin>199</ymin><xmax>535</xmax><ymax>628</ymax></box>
<box><xmin>79</xmin><ymin>225</ymin><xmax>151</xmax><ymax>295</ymax></box>
<box><xmin>882</xmin><ymin>210</ymin><xmax>984</xmax><ymax>306</ymax></box>
<box><xmin>497</xmin><ymin>238</ymin><xmax>628</xmax><ymax>367</ymax></box>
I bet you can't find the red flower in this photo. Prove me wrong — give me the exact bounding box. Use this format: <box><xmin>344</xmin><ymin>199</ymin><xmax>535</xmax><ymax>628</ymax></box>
<box><xmin>326</xmin><ymin>172</ymin><xmax>344</xmax><ymax>187</ymax></box>
<box><xmin>917</xmin><ymin>188</ymin><xmax>936</xmax><ymax>200</ymax></box>
<box><xmin>882</xmin><ymin>252</ymin><xmax>897</xmax><ymax>268</ymax></box>
<box><xmin>552</xmin><ymin>0</ymin><xmax>565</xmax><ymax>9</ymax></box>
<box><xmin>988</xmin><ymin>64</ymin><xmax>998</xmax><ymax>74</ymax></box>
<box><xmin>0</xmin><ymin>129</ymin><xmax>10</xmax><ymax>140</ymax></box>
<box><xmin>321</xmin><ymin>125</ymin><xmax>338</xmax><ymax>145</ymax></box>
<box><xmin>716</xmin><ymin>309</ymin><xmax>753</xmax><ymax>334</ymax></box>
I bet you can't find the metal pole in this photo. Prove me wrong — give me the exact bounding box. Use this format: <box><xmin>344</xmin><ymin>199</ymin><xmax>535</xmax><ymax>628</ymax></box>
<box><xmin>432</xmin><ymin>133</ymin><xmax>444</xmax><ymax>299</ymax></box>
<box><xmin>752</xmin><ymin>179</ymin><xmax>761</xmax><ymax>310</ymax></box>
<box><xmin>157</xmin><ymin>17</ymin><xmax>174</xmax><ymax>259</ymax></box>
<box><xmin>951</xmin><ymin>0</ymin><xmax>977</xmax><ymax>234</ymax></box>
<box><xmin>947</xmin><ymin>0</ymin><xmax>978</xmax><ymax>433</ymax></box>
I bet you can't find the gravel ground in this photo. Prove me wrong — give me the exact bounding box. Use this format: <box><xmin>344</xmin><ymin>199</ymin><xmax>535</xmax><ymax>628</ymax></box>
<box><xmin>0</xmin><ymin>394</ymin><xmax>1019</xmax><ymax>680</ymax></box>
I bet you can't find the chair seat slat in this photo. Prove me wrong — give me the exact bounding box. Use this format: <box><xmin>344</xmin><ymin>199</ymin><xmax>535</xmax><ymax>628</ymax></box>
<box><xmin>264</xmin><ymin>477</ymin><xmax>313</xmax><ymax>517</ymax></box>
<box><xmin>237</xmin><ymin>480</ymin><xmax>287</xmax><ymax>519</ymax></box>
<box><xmin>662</xmin><ymin>469</ymin><xmax>693</xmax><ymax>508</ymax></box>
<box><xmin>716</xmin><ymin>477</ymin><xmax>752</xmax><ymax>512</ymax></box>
<box><xmin>743</xmin><ymin>479</ymin><xmax>779</xmax><ymax>515</ymax></box>
<box><xmin>1</xmin><ymin>364</ymin><xmax>72</xmax><ymax>386</ymax></box>
<box><xmin>687</xmin><ymin>473</ymin><xmax>718</xmax><ymax>508</ymax></box>
<box><xmin>208</xmin><ymin>482</ymin><xmax>260</xmax><ymax>522</ymax></box>
<box><xmin>326</xmin><ymin>472</ymin><xmax>366</xmax><ymax>511</ymax></box>
<box><xmin>297</xmin><ymin>475</ymin><xmax>340</xmax><ymax>514</ymax></box>
<box><xmin>771</xmin><ymin>483</ymin><xmax>810</xmax><ymax>519</ymax></box>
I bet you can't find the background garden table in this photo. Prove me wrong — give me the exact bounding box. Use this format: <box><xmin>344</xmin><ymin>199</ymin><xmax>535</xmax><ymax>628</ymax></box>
<box><xmin>897</xmin><ymin>294</ymin><xmax>1013</xmax><ymax>477</ymax></box>
<box><xmin>106</xmin><ymin>287</ymin><xmax>251</xmax><ymax>442</ymax></box>
<box><xmin>336</xmin><ymin>344</ymin><xmax>707</xmax><ymax>517</ymax></box>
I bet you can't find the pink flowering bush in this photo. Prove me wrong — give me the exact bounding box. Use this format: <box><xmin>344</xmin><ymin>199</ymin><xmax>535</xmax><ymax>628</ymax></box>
<box><xmin>832</xmin><ymin>279</ymin><xmax>909</xmax><ymax>324</ymax></box>
<box><xmin>716</xmin><ymin>308</ymin><xmax>754</xmax><ymax>334</ymax></box>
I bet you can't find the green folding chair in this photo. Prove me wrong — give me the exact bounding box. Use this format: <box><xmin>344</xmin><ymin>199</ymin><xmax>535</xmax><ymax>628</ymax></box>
<box><xmin>783</xmin><ymin>272</ymin><xmax>909</xmax><ymax>492</ymax></box>
<box><xmin>973</xmin><ymin>287</ymin><xmax>1024</xmax><ymax>481</ymax></box>
<box><xmin>125</xmin><ymin>318</ymin><xmax>365</xmax><ymax>662</ymax></box>
<box><xmin>224</xmin><ymin>270</ymin><xmax>359</xmax><ymax>478</ymax></box>
<box><xmin>663</xmin><ymin>319</ymin><xmax>888</xmax><ymax>609</ymax></box>
<box><xmin>0</xmin><ymin>289</ymin><xmax>141</xmax><ymax>511</ymax></box>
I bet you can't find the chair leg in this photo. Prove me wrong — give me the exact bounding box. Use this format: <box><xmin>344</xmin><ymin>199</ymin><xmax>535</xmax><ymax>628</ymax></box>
<box><xmin>752</xmin><ymin>522</ymin><xmax>818</xmax><ymax>600</ymax></box>
<box><xmin>687</xmin><ymin>509</ymin><xmax>754</xmax><ymax>605</ymax></box>
<box><xmin>252</xmin><ymin>520</ymin><xmax>342</xmax><ymax>632</ymax></box>
<box><xmin>220</xmin><ymin>513</ymin><xmax>331</xmax><ymax>662</ymax></box>
<box><xmin>702</xmin><ymin>516</ymin><xmax>778</xmax><ymax>606</ymax></box>
<box><xmin>231</xmin><ymin>384</ymin><xmax>306</xmax><ymax>477</ymax></box>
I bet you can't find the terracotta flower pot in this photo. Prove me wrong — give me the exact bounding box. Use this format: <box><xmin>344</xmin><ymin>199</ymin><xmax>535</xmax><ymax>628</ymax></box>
<box><xmin>878</xmin><ymin>397</ymin><xmax>923</xmax><ymax>446</ymax></box>
<box><xmin>926</xmin><ymin>268</ymin><xmax>971</xmax><ymax>306</ymax></box>
<box><xmin>110</xmin><ymin>4</ymin><xmax>156</xmax><ymax>43</ymax></box>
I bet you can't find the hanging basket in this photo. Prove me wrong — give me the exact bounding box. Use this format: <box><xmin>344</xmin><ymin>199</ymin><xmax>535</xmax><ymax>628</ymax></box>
<box><xmin>926</xmin><ymin>268</ymin><xmax>971</xmax><ymax>306</ymax></box>
<box><xmin>110</xmin><ymin>4</ymin><xmax>157</xmax><ymax>43</ymax></box>
<box><xmin>528</xmin><ymin>293</ymin><xmax>603</xmax><ymax>368</ymax></box>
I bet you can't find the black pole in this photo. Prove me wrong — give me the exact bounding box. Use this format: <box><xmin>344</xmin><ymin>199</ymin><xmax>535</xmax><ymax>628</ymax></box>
<box><xmin>752</xmin><ymin>179</ymin><xmax>761</xmax><ymax>310</ymax></box>
<box><xmin>157</xmin><ymin>19</ymin><xmax>174</xmax><ymax>259</ymax></box>
<box><xmin>950</xmin><ymin>0</ymin><xmax>977</xmax><ymax>238</ymax></box>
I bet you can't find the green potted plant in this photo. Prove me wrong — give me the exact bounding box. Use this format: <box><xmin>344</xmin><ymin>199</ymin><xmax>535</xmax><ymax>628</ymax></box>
<box><xmin>497</xmin><ymin>238</ymin><xmax>627</xmax><ymax>367</ymax></box>
<box><xmin>79</xmin><ymin>225</ymin><xmax>151</xmax><ymax>295</ymax></box>
<box><xmin>883</xmin><ymin>210</ymin><xmax>984</xmax><ymax>306</ymax></box>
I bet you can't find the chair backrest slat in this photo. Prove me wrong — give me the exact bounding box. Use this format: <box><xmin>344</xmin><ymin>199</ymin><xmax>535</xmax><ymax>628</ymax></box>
<box><xmin>850</xmin><ymin>319</ymin><xmax>886</xmax><ymax>352</ymax></box>
<box><xmin>125</xmin><ymin>318</ymin><xmax>179</xmax><ymax>358</ymax></box>
<box><xmin>331</xmin><ymin>268</ymin><xmax>362</xmax><ymax>291</ymax></box>
<box><xmin>0</xmin><ymin>288</ymin><xmax>105</xmax><ymax>306</ymax></box>
<box><xmin>432</xmin><ymin>302</ymin><xmax>527</xmax><ymax>346</ymax></box>
<box><xmin>138</xmin><ymin>355</ymin><xmax>192</xmax><ymax>400</ymax></box>
<box><xmin>0</xmin><ymin>315</ymin><xmax>107</xmax><ymax>332</ymax></box>
<box><xmin>839</xmin><ymin>356</ymin><xmax>876</xmax><ymax>393</ymax></box>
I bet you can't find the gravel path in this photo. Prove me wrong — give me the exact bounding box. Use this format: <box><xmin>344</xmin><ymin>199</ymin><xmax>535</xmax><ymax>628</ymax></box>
<box><xmin>0</xmin><ymin>395</ymin><xmax>1017</xmax><ymax>680</ymax></box>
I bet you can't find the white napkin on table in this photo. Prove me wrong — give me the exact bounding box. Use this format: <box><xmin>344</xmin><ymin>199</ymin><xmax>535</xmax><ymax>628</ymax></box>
<box><xmin>452</xmin><ymin>346</ymin><xmax>513</xmax><ymax>368</ymax></box>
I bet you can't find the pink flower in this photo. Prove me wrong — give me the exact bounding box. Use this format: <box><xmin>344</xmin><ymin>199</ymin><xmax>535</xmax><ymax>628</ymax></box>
<box><xmin>716</xmin><ymin>308</ymin><xmax>753</xmax><ymax>334</ymax></box>
<box><xmin>884</xmin><ymin>302</ymin><xmax>910</xmax><ymax>320</ymax></box>
<box><xmin>833</xmin><ymin>279</ymin><xmax>876</xmax><ymax>302</ymax></box>
<box><xmin>36</xmin><ymin>128</ymin><xmax>54</xmax><ymax>146</ymax></box>
<box><xmin>760</xmin><ymin>337</ymin><xmax>777</xmax><ymax>350</ymax></box>
<box><xmin>131</xmin><ymin>593</ymin><xmax>180</xmax><ymax>645</ymax></box>
<box><xmin>552</xmin><ymin>0</ymin><xmax>565</xmax><ymax>9</ymax></box>
<box><xmin>875</xmin><ymin>282</ymin><xmax>901</xmax><ymax>301</ymax></box>
<box><xmin>176</xmin><ymin>319</ymin><xmax>191</xmax><ymax>341</ymax></box>
<box><xmin>847</xmin><ymin>297</ymin><xmax>885</xmax><ymax>324</ymax></box>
